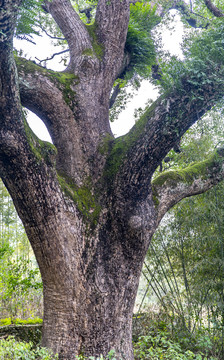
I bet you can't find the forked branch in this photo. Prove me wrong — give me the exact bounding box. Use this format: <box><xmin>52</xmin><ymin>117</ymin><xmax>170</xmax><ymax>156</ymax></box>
<box><xmin>152</xmin><ymin>148</ymin><xmax>224</xmax><ymax>223</ymax></box>
<box><xmin>16</xmin><ymin>56</ymin><xmax>85</xmax><ymax>182</ymax></box>
<box><xmin>37</xmin><ymin>24</ymin><xmax>66</xmax><ymax>41</ymax></box>
<box><xmin>35</xmin><ymin>49</ymin><xmax>69</xmax><ymax>65</ymax></box>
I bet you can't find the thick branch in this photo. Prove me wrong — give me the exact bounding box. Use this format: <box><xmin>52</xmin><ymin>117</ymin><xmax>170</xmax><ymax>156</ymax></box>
<box><xmin>204</xmin><ymin>0</ymin><xmax>224</xmax><ymax>17</ymax></box>
<box><xmin>16</xmin><ymin>57</ymin><xmax>85</xmax><ymax>183</ymax></box>
<box><xmin>152</xmin><ymin>148</ymin><xmax>224</xmax><ymax>223</ymax></box>
<box><xmin>95</xmin><ymin>0</ymin><xmax>130</xmax><ymax>79</ymax></box>
<box><xmin>95</xmin><ymin>0</ymin><xmax>130</xmax><ymax>45</ymax></box>
<box><xmin>0</xmin><ymin>1</ymin><xmax>22</xmax><ymax>43</ymax></box>
<box><xmin>42</xmin><ymin>0</ymin><xmax>92</xmax><ymax>65</ymax></box>
<box><xmin>174</xmin><ymin>1</ymin><xmax>209</xmax><ymax>28</ymax></box>
<box><xmin>0</xmin><ymin>2</ymin><xmax>67</xmax><ymax>240</ymax></box>
<box><xmin>0</xmin><ymin>0</ymin><xmax>24</xmax><ymax>150</ymax></box>
<box><xmin>108</xmin><ymin>66</ymin><xmax>224</xmax><ymax>206</ymax></box>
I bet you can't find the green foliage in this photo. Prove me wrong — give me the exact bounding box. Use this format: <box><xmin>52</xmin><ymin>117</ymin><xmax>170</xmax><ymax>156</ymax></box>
<box><xmin>158</xmin><ymin>19</ymin><xmax>224</xmax><ymax>96</ymax></box>
<box><xmin>0</xmin><ymin>180</ymin><xmax>43</xmax><ymax>320</ymax></box>
<box><xmin>0</xmin><ymin>256</ymin><xmax>42</xmax><ymax>320</ymax></box>
<box><xmin>133</xmin><ymin>311</ymin><xmax>222</xmax><ymax>359</ymax></box>
<box><xmin>185</xmin><ymin>18</ymin><xmax>224</xmax><ymax>67</ymax></box>
<box><xmin>0</xmin><ymin>336</ymin><xmax>58</xmax><ymax>360</ymax></box>
<box><xmin>16</xmin><ymin>0</ymin><xmax>67</xmax><ymax>47</ymax></box>
<box><xmin>75</xmin><ymin>349</ymin><xmax>116</xmax><ymax>360</ymax></box>
<box><xmin>187</xmin><ymin>0</ymin><xmax>224</xmax><ymax>23</ymax></box>
<box><xmin>0</xmin><ymin>243</ymin><xmax>13</xmax><ymax>260</ymax></box>
<box><xmin>136</xmin><ymin>108</ymin><xmax>224</xmax><ymax>360</ymax></box>
<box><xmin>125</xmin><ymin>2</ymin><xmax>159</xmax><ymax>79</ymax></box>
<box><xmin>134</xmin><ymin>330</ymin><xmax>218</xmax><ymax>360</ymax></box>
<box><xmin>0</xmin><ymin>318</ymin><xmax>42</xmax><ymax>326</ymax></box>
<box><xmin>16</xmin><ymin>0</ymin><xmax>43</xmax><ymax>41</ymax></box>
<box><xmin>142</xmin><ymin>180</ymin><xmax>224</xmax><ymax>358</ymax></box>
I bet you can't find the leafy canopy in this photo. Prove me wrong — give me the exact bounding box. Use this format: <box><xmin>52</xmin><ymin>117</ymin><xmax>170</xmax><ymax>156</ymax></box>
<box><xmin>17</xmin><ymin>1</ymin><xmax>159</xmax><ymax>77</ymax></box>
<box><xmin>157</xmin><ymin>18</ymin><xmax>224</xmax><ymax>93</ymax></box>
<box><xmin>16</xmin><ymin>0</ymin><xmax>43</xmax><ymax>41</ymax></box>
<box><xmin>125</xmin><ymin>2</ymin><xmax>160</xmax><ymax>79</ymax></box>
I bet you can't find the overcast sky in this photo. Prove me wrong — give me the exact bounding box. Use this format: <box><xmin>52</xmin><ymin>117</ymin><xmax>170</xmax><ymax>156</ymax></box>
<box><xmin>15</xmin><ymin>10</ymin><xmax>184</xmax><ymax>142</ymax></box>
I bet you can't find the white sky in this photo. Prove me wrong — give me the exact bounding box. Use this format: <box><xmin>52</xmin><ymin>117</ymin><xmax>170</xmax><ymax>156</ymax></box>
<box><xmin>14</xmin><ymin>10</ymin><xmax>184</xmax><ymax>142</ymax></box>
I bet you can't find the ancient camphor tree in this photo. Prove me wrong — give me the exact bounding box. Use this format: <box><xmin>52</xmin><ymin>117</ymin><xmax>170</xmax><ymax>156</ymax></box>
<box><xmin>1</xmin><ymin>0</ymin><xmax>224</xmax><ymax>358</ymax></box>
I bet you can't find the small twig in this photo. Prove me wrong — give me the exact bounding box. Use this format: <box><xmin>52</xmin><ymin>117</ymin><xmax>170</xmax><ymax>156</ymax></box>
<box><xmin>191</xmin><ymin>11</ymin><xmax>209</xmax><ymax>20</ymax></box>
<box><xmin>38</xmin><ymin>24</ymin><xmax>66</xmax><ymax>41</ymax></box>
<box><xmin>35</xmin><ymin>49</ymin><xmax>69</xmax><ymax>64</ymax></box>
<box><xmin>16</xmin><ymin>35</ymin><xmax>36</xmax><ymax>45</ymax></box>
<box><xmin>175</xmin><ymin>2</ymin><xmax>210</xmax><ymax>28</ymax></box>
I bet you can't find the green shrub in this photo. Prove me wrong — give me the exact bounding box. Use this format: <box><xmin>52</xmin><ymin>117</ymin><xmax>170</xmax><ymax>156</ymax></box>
<box><xmin>133</xmin><ymin>332</ymin><xmax>219</xmax><ymax>360</ymax></box>
<box><xmin>133</xmin><ymin>309</ymin><xmax>222</xmax><ymax>359</ymax></box>
<box><xmin>0</xmin><ymin>337</ymin><xmax>58</xmax><ymax>360</ymax></box>
<box><xmin>0</xmin><ymin>318</ymin><xmax>11</xmax><ymax>326</ymax></box>
<box><xmin>75</xmin><ymin>349</ymin><xmax>116</xmax><ymax>359</ymax></box>
<box><xmin>0</xmin><ymin>318</ymin><xmax>43</xmax><ymax>326</ymax></box>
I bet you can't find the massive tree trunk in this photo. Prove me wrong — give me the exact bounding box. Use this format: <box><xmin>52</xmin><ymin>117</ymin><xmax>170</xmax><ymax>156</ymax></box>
<box><xmin>1</xmin><ymin>0</ymin><xmax>224</xmax><ymax>359</ymax></box>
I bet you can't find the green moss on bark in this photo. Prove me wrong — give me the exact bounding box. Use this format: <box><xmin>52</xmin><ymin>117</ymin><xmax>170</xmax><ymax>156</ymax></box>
<box><xmin>151</xmin><ymin>150</ymin><xmax>224</xmax><ymax>208</ymax></box>
<box><xmin>82</xmin><ymin>48</ymin><xmax>95</xmax><ymax>57</ymax></box>
<box><xmin>98</xmin><ymin>133</ymin><xmax>114</xmax><ymax>155</ymax></box>
<box><xmin>85</xmin><ymin>23</ymin><xmax>104</xmax><ymax>60</ymax></box>
<box><xmin>15</xmin><ymin>56</ymin><xmax>78</xmax><ymax>106</ymax></box>
<box><xmin>23</xmin><ymin>117</ymin><xmax>57</xmax><ymax>166</ymax></box>
<box><xmin>104</xmin><ymin>95</ymin><xmax>164</xmax><ymax>179</ymax></box>
<box><xmin>57</xmin><ymin>173</ymin><xmax>101</xmax><ymax>228</ymax></box>
<box><xmin>152</xmin><ymin>192</ymin><xmax>160</xmax><ymax>207</ymax></box>
<box><xmin>152</xmin><ymin>150</ymin><xmax>224</xmax><ymax>189</ymax></box>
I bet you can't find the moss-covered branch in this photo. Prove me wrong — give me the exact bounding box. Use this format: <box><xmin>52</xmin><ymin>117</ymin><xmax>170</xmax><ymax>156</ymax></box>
<box><xmin>114</xmin><ymin>17</ymin><xmax>224</xmax><ymax>202</ymax></box>
<box><xmin>16</xmin><ymin>56</ymin><xmax>78</xmax><ymax>109</ymax></box>
<box><xmin>16</xmin><ymin>56</ymin><xmax>85</xmax><ymax>182</ymax></box>
<box><xmin>152</xmin><ymin>148</ymin><xmax>224</xmax><ymax>223</ymax></box>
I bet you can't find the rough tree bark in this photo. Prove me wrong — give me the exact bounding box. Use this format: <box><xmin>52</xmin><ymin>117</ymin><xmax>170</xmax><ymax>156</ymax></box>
<box><xmin>0</xmin><ymin>0</ymin><xmax>224</xmax><ymax>359</ymax></box>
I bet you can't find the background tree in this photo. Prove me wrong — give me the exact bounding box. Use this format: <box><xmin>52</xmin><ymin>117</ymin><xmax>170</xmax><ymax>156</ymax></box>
<box><xmin>139</xmin><ymin>181</ymin><xmax>224</xmax><ymax>359</ymax></box>
<box><xmin>0</xmin><ymin>180</ymin><xmax>42</xmax><ymax>320</ymax></box>
<box><xmin>136</xmin><ymin>110</ymin><xmax>224</xmax><ymax>359</ymax></box>
<box><xmin>1</xmin><ymin>0</ymin><xmax>224</xmax><ymax>359</ymax></box>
